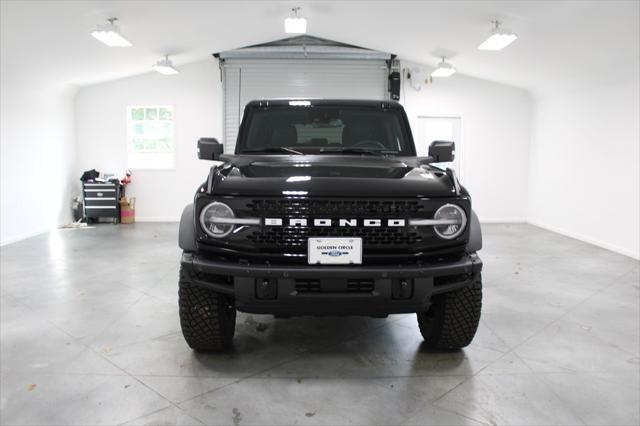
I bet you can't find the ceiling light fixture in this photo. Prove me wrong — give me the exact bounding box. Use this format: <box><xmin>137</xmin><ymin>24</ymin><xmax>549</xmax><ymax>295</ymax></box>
<box><xmin>285</xmin><ymin>7</ymin><xmax>307</xmax><ymax>34</ymax></box>
<box><xmin>91</xmin><ymin>18</ymin><xmax>132</xmax><ymax>47</ymax></box>
<box><xmin>153</xmin><ymin>55</ymin><xmax>179</xmax><ymax>75</ymax></box>
<box><xmin>478</xmin><ymin>20</ymin><xmax>518</xmax><ymax>50</ymax></box>
<box><xmin>430</xmin><ymin>57</ymin><xmax>456</xmax><ymax>78</ymax></box>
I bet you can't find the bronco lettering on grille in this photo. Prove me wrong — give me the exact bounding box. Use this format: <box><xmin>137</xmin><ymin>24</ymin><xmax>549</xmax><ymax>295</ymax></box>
<box><xmin>265</xmin><ymin>218</ymin><xmax>406</xmax><ymax>227</ymax></box>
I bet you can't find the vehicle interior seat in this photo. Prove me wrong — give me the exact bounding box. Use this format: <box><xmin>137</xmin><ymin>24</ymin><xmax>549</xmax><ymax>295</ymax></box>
<box><xmin>342</xmin><ymin>122</ymin><xmax>385</xmax><ymax>147</ymax></box>
<box><xmin>269</xmin><ymin>125</ymin><xmax>298</xmax><ymax>148</ymax></box>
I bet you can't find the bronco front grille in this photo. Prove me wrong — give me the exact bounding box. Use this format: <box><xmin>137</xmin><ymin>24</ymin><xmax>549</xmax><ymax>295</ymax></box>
<box><xmin>248</xmin><ymin>226</ymin><xmax>422</xmax><ymax>247</ymax></box>
<box><xmin>246</xmin><ymin>198</ymin><xmax>425</xmax><ymax>250</ymax></box>
<box><xmin>248</xmin><ymin>199</ymin><xmax>425</xmax><ymax>217</ymax></box>
<box><xmin>197</xmin><ymin>196</ymin><xmax>468</xmax><ymax>262</ymax></box>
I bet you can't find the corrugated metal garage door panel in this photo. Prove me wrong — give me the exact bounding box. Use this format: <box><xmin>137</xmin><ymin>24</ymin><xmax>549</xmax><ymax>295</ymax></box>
<box><xmin>223</xmin><ymin>67</ymin><xmax>241</xmax><ymax>154</ymax></box>
<box><xmin>222</xmin><ymin>59</ymin><xmax>388</xmax><ymax>153</ymax></box>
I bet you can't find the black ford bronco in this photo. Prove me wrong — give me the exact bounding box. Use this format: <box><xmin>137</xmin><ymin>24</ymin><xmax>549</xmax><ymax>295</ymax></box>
<box><xmin>178</xmin><ymin>99</ymin><xmax>482</xmax><ymax>352</ymax></box>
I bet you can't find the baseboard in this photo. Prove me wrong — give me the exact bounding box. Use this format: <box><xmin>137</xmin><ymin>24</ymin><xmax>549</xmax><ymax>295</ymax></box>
<box><xmin>527</xmin><ymin>219</ymin><xmax>639</xmax><ymax>260</ymax></box>
<box><xmin>480</xmin><ymin>217</ymin><xmax>527</xmax><ymax>224</ymax></box>
<box><xmin>4</xmin><ymin>218</ymin><xmax>636</xmax><ymax>259</ymax></box>
<box><xmin>136</xmin><ymin>217</ymin><xmax>180</xmax><ymax>222</ymax></box>
<box><xmin>0</xmin><ymin>228</ymin><xmax>50</xmax><ymax>246</ymax></box>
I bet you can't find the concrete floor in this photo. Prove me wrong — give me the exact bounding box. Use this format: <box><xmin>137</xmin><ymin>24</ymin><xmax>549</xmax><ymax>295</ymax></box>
<box><xmin>0</xmin><ymin>223</ymin><xmax>638</xmax><ymax>426</ymax></box>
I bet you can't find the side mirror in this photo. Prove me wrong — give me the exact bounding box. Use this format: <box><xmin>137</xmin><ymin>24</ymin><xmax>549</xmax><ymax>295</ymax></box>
<box><xmin>428</xmin><ymin>140</ymin><xmax>455</xmax><ymax>163</ymax></box>
<box><xmin>197</xmin><ymin>138</ymin><xmax>223</xmax><ymax>160</ymax></box>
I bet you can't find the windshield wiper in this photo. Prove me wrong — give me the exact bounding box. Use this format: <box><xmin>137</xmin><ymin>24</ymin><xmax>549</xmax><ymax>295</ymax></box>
<box><xmin>319</xmin><ymin>148</ymin><xmax>398</xmax><ymax>156</ymax></box>
<box><xmin>243</xmin><ymin>147</ymin><xmax>304</xmax><ymax>155</ymax></box>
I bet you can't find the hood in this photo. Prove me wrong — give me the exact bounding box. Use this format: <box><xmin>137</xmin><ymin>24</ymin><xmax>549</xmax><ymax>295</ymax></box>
<box><xmin>209</xmin><ymin>155</ymin><xmax>458</xmax><ymax>198</ymax></box>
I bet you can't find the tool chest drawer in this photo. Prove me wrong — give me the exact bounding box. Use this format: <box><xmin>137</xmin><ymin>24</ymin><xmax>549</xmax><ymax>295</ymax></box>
<box><xmin>83</xmin><ymin>183</ymin><xmax>121</xmax><ymax>222</ymax></box>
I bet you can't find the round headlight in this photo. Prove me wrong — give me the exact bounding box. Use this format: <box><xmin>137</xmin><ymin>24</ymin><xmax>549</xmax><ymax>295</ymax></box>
<box><xmin>200</xmin><ymin>202</ymin><xmax>235</xmax><ymax>238</ymax></box>
<box><xmin>433</xmin><ymin>204</ymin><xmax>467</xmax><ymax>240</ymax></box>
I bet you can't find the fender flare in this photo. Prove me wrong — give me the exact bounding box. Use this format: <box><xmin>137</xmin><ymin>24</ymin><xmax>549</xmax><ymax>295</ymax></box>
<box><xmin>178</xmin><ymin>204</ymin><xmax>197</xmax><ymax>252</ymax></box>
<box><xmin>466</xmin><ymin>210</ymin><xmax>482</xmax><ymax>253</ymax></box>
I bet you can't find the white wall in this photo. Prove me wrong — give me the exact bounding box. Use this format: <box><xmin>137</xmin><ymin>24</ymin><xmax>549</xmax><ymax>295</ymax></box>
<box><xmin>75</xmin><ymin>58</ymin><xmax>532</xmax><ymax>223</ymax></box>
<box><xmin>528</xmin><ymin>80</ymin><xmax>640</xmax><ymax>259</ymax></box>
<box><xmin>75</xmin><ymin>60</ymin><xmax>222</xmax><ymax>221</ymax></box>
<box><xmin>401</xmin><ymin>64</ymin><xmax>532</xmax><ymax>222</ymax></box>
<box><xmin>0</xmin><ymin>83</ymin><xmax>76</xmax><ymax>245</ymax></box>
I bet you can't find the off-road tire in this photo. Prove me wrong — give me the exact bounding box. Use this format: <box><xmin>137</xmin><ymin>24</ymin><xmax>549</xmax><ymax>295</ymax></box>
<box><xmin>178</xmin><ymin>267</ymin><xmax>236</xmax><ymax>352</ymax></box>
<box><xmin>417</xmin><ymin>274</ymin><xmax>482</xmax><ymax>349</ymax></box>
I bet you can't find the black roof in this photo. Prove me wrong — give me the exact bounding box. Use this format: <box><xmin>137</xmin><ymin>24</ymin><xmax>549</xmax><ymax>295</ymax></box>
<box><xmin>244</xmin><ymin>99</ymin><xmax>403</xmax><ymax>109</ymax></box>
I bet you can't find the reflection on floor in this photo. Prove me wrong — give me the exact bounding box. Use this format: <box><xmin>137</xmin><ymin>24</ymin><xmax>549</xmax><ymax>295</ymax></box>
<box><xmin>1</xmin><ymin>223</ymin><xmax>638</xmax><ymax>425</ymax></box>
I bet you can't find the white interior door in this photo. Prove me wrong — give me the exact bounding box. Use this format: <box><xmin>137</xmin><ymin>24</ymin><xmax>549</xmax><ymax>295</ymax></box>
<box><xmin>416</xmin><ymin>116</ymin><xmax>462</xmax><ymax>178</ymax></box>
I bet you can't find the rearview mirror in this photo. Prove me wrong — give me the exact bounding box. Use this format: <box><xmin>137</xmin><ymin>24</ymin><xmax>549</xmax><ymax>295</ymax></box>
<box><xmin>428</xmin><ymin>140</ymin><xmax>455</xmax><ymax>163</ymax></box>
<box><xmin>197</xmin><ymin>138</ymin><xmax>223</xmax><ymax>160</ymax></box>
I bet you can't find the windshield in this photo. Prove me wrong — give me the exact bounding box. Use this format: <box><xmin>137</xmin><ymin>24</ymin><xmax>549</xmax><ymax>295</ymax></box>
<box><xmin>238</xmin><ymin>106</ymin><xmax>415</xmax><ymax>156</ymax></box>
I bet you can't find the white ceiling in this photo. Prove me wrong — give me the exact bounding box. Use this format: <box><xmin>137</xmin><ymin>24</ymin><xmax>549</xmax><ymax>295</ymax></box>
<box><xmin>1</xmin><ymin>0</ymin><xmax>638</xmax><ymax>96</ymax></box>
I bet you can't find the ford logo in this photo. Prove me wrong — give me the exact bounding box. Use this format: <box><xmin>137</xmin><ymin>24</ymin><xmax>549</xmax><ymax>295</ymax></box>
<box><xmin>323</xmin><ymin>250</ymin><xmax>347</xmax><ymax>257</ymax></box>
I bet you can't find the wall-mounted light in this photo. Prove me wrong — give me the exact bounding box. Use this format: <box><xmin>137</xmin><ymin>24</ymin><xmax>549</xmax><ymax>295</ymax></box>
<box><xmin>153</xmin><ymin>55</ymin><xmax>179</xmax><ymax>75</ymax></box>
<box><xmin>91</xmin><ymin>18</ymin><xmax>132</xmax><ymax>47</ymax></box>
<box><xmin>478</xmin><ymin>21</ymin><xmax>518</xmax><ymax>50</ymax></box>
<box><xmin>285</xmin><ymin>7</ymin><xmax>307</xmax><ymax>34</ymax></box>
<box><xmin>430</xmin><ymin>57</ymin><xmax>456</xmax><ymax>78</ymax></box>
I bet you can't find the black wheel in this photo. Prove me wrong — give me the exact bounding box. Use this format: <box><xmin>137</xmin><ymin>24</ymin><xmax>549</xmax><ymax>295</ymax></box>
<box><xmin>417</xmin><ymin>274</ymin><xmax>482</xmax><ymax>350</ymax></box>
<box><xmin>178</xmin><ymin>266</ymin><xmax>236</xmax><ymax>352</ymax></box>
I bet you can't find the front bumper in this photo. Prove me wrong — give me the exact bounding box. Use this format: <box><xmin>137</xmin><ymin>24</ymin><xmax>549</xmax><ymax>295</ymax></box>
<box><xmin>181</xmin><ymin>252</ymin><xmax>482</xmax><ymax>316</ymax></box>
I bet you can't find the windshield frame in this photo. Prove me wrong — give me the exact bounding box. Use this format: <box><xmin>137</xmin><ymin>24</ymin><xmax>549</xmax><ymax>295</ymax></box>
<box><xmin>235</xmin><ymin>104</ymin><xmax>417</xmax><ymax>157</ymax></box>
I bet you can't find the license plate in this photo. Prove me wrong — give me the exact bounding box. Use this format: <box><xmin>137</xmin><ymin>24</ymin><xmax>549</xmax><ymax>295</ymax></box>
<box><xmin>308</xmin><ymin>237</ymin><xmax>362</xmax><ymax>265</ymax></box>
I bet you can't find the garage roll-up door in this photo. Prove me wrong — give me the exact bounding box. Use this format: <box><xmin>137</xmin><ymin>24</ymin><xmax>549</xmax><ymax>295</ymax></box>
<box><xmin>218</xmin><ymin>37</ymin><xmax>392</xmax><ymax>153</ymax></box>
<box><xmin>222</xmin><ymin>59</ymin><xmax>389</xmax><ymax>153</ymax></box>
